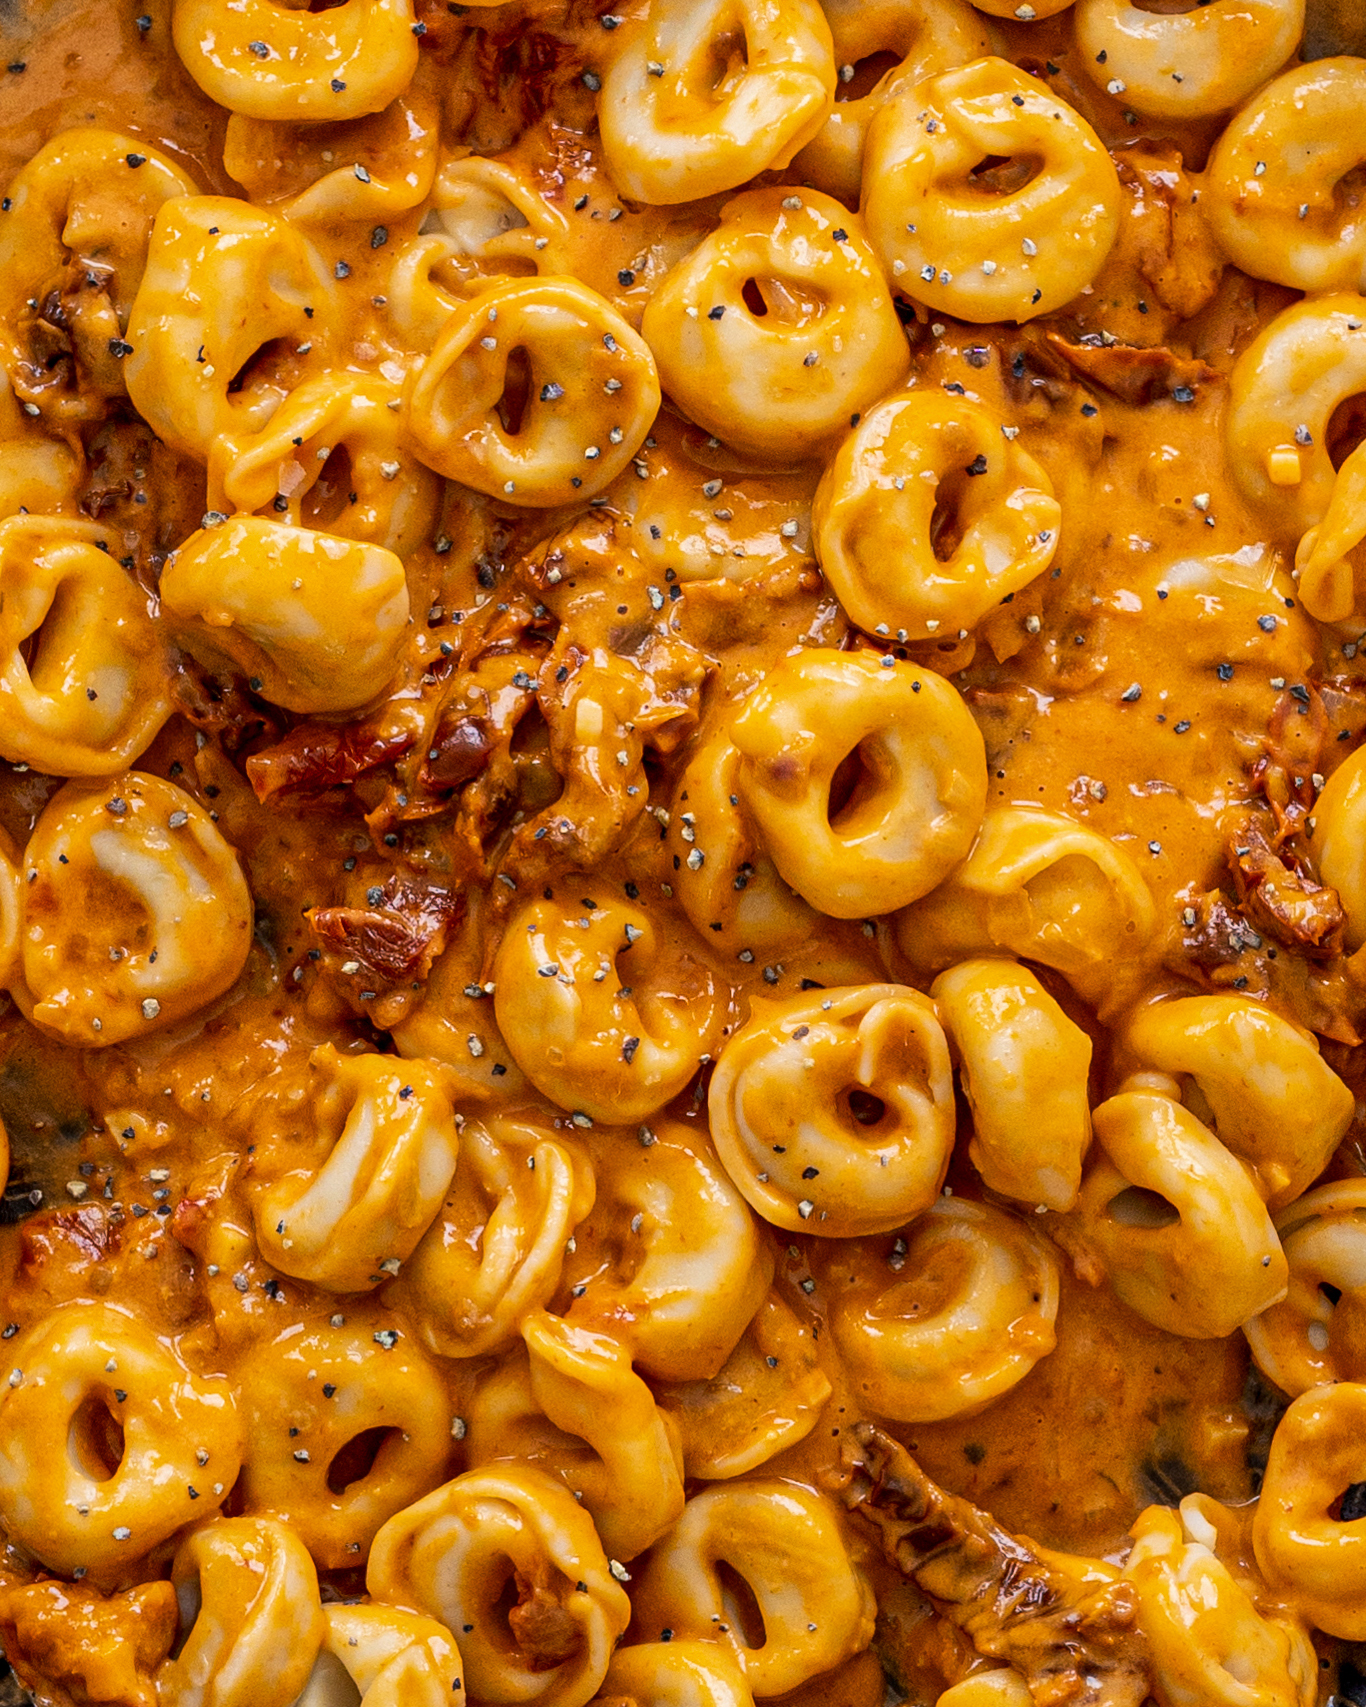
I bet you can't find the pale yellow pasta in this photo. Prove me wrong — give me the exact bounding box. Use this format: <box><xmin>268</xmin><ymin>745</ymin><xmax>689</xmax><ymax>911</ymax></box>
<box><xmin>207</xmin><ymin>374</ymin><xmax>441</xmax><ymax>559</ymax></box>
<box><xmin>465</xmin><ymin>1311</ymin><xmax>684</xmax><ymax>1561</ymax></box>
<box><xmin>812</xmin><ymin>389</ymin><xmax>1061</xmax><ymax>641</ymax></box>
<box><xmin>0</xmin><ymin>1302</ymin><xmax>242</xmax><ymax>1580</ymax></box>
<box><xmin>0</xmin><ymin>514</ymin><xmax>171</xmax><ymax>776</ymax></box>
<box><xmin>1252</xmin><ymin>1382</ymin><xmax>1366</xmax><ymax>1640</ymax></box>
<box><xmin>893</xmin><ymin>804</ymin><xmax>1157</xmax><ymax>1002</ymax></box>
<box><xmin>1124</xmin><ymin>1502</ymin><xmax>1316</xmax><ymax>1707</ymax></box>
<box><xmin>492</xmin><ymin>881</ymin><xmax>725</xmax><ymax>1123</ymax></box>
<box><xmin>1075</xmin><ymin>0</ymin><xmax>1302</xmax><ymax>119</ymax></box>
<box><xmin>159</xmin><ymin>1516</ymin><xmax>326</xmax><ymax>1707</ymax></box>
<box><xmin>1068</xmin><ymin>1090</ymin><xmax>1287</xmax><ymax>1338</ymax></box>
<box><xmin>641</xmin><ymin>189</ymin><xmax>908</xmax><ymax>461</ymax></box>
<box><xmin>632</xmin><ymin>1481</ymin><xmax>875</xmax><ymax>1695</ymax></box>
<box><xmin>14</xmin><ymin>772</ymin><xmax>252</xmax><ymax>1048</ymax></box>
<box><xmin>1243</xmin><ymin>1179</ymin><xmax>1366</xmax><ymax>1396</ymax></box>
<box><xmin>1293</xmin><ymin>434</ymin><xmax>1366</xmax><ymax>622</ymax></box>
<box><xmin>234</xmin><ymin>1317</ymin><xmax>452</xmax><ymax>1570</ymax></box>
<box><xmin>160</xmin><ymin>517</ymin><xmax>411</xmax><ymax>716</ymax></box>
<box><xmin>366</xmin><ymin>1464</ymin><xmax>631</xmax><ymax>1707</ymax></box>
<box><xmin>731</xmin><ymin>648</ymin><xmax>987</xmax><ymax>919</ymax></box>
<box><xmin>125</xmin><ymin>196</ymin><xmax>335</xmax><ymax>462</ymax></box>
<box><xmin>653</xmin><ymin>1293</ymin><xmax>831</xmax><ymax>1479</ymax></box>
<box><xmin>708</xmin><ymin>982</ymin><xmax>956</xmax><ymax>1237</ymax></box>
<box><xmin>427</xmin><ymin>154</ymin><xmax>573</xmax><ymax>290</ymax></box>
<box><xmin>252</xmin><ymin>1047</ymin><xmax>460</xmax><ymax>1294</ymax></box>
<box><xmin>0</xmin><ymin>128</ymin><xmax>198</xmax><ymax>423</ymax></box>
<box><xmin>561</xmin><ymin>1120</ymin><xmax>770</xmax><ymax>1382</ymax></box>
<box><xmin>862</xmin><ymin>58</ymin><xmax>1122</xmax><ymax>323</ymax></box>
<box><xmin>1123</xmin><ymin>994</ymin><xmax>1354</xmax><ymax>1208</ymax></box>
<box><xmin>395</xmin><ymin>1113</ymin><xmax>595</xmax><ymax>1361</ymax></box>
<box><xmin>932</xmin><ymin>958</ymin><xmax>1092</xmax><ymax>1213</ymax></box>
<box><xmin>1225</xmin><ymin>293</ymin><xmax>1366</xmax><ymax>538</ymax></box>
<box><xmin>791</xmin><ymin>0</ymin><xmax>989</xmax><ymax>202</ymax></box>
<box><xmin>405</xmin><ymin>276</ymin><xmax>659</xmax><ymax>507</ymax></box>
<box><xmin>0</xmin><ymin>373</ymin><xmax>82</xmax><ymax>518</ymax></box>
<box><xmin>935</xmin><ymin>1674</ymin><xmax>1032</xmax><ymax>1707</ymax></box>
<box><xmin>300</xmin><ymin>1605</ymin><xmax>464</xmax><ymax>1707</ymax></box>
<box><xmin>170</xmin><ymin>0</ymin><xmax>420</xmax><ymax>123</ymax></box>
<box><xmin>598</xmin><ymin>0</ymin><xmax>836</xmax><ymax>205</ymax></box>
<box><xmin>669</xmin><ymin>726</ymin><xmax>820</xmax><ymax>956</ymax></box>
<box><xmin>590</xmin><ymin>1643</ymin><xmax>754</xmax><ymax>1707</ymax></box>
<box><xmin>0</xmin><ymin>829</ymin><xmax>19</xmax><ymax>993</ymax></box>
<box><xmin>1310</xmin><ymin>732</ymin><xmax>1366</xmax><ymax>950</ymax></box>
<box><xmin>1204</xmin><ymin>60</ymin><xmax>1366</xmax><ymax>293</ymax></box>
<box><xmin>820</xmin><ymin>1196</ymin><xmax>1060</xmax><ymax>1421</ymax></box>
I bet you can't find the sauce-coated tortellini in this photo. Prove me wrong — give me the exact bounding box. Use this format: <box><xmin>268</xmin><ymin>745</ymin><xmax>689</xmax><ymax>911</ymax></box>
<box><xmin>642</xmin><ymin>189</ymin><xmax>908</xmax><ymax>461</ymax></box>
<box><xmin>367</xmin><ymin>1464</ymin><xmax>631</xmax><ymax>1707</ymax></box>
<box><xmin>708</xmin><ymin>983</ymin><xmax>955</xmax><ymax>1237</ymax></box>
<box><xmin>819</xmin><ymin>1197</ymin><xmax>1060</xmax><ymax>1421</ymax></box>
<box><xmin>1067</xmin><ymin>1090</ymin><xmax>1287</xmax><ymax>1338</ymax></box>
<box><xmin>932</xmin><ymin>958</ymin><xmax>1092</xmax><ymax>1212</ymax></box>
<box><xmin>1123</xmin><ymin>994</ymin><xmax>1354</xmax><ymax>1207</ymax></box>
<box><xmin>0</xmin><ymin>1303</ymin><xmax>243</xmax><ymax>1581</ymax></box>
<box><xmin>812</xmin><ymin>390</ymin><xmax>1060</xmax><ymax>641</ymax></box>
<box><xmin>730</xmin><ymin>649</ymin><xmax>987</xmax><ymax>919</ymax></box>
<box><xmin>304</xmin><ymin>1604</ymin><xmax>465</xmax><ymax>1707</ymax></box>
<box><xmin>589</xmin><ymin>1643</ymin><xmax>755</xmax><ymax>1707</ymax></box>
<box><xmin>1308</xmin><ymin>735</ymin><xmax>1366</xmax><ymax>941</ymax></box>
<box><xmin>598</xmin><ymin>0</ymin><xmax>836</xmax><ymax>205</ymax></box>
<box><xmin>493</xmin><ymin>881</ymin><xmax>725</xmax><ymax>1123</ymax></box>
<box><xmin>1243</xmin><ymin>1179</ymin><xmax>1366</xmax><ymax>1396</ymax></box>
<box><xmin>631</xmin><ymin>1482</ymin><xmax>876</xmax><ymax>1695</ymax></box>
<box><xmin>13</xmin><ymin>772</ymin><xmax>252</xmax><ymax>1048</ymax></box>
<box><xmin>862</xmin><ymin>58</ymin><xmax>1122</xmax><ymax>323</ymax></box>
<box><xmin>161</xmin><ymin>517</ymin><xmax>411</xmax><ymax>716</ymax></box>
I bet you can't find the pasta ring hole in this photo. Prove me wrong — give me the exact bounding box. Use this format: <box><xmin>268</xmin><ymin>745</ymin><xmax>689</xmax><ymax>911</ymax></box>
<box><xmin>226</xmin><ymin>337</ymin><xmax>292</xmax><ymax>397</ymax></box>
<box><xmin>171</xmin><ymin>1574</ymin><xmax>202</xmax><ymax>1660</ymax></box>
<box><xmin>301</xmin><ymin>444</ymin><xmax>353</xmax><ymax>532</ymax></box>
<box><xmin>1321</xmin><ymin>1280</ymin><xmax>1345</xmax><ymax>1306</ymax></box>
<box><xmin>496</xmin><ymin>346</ymin><xmax>534</xmax><ymax>438</ymax></box>
<box><xmin>738</xmin><ymin>277</ymin><xmax>826</xmax><ymax>328</ymax></box>
<box><xmin>836</xmin><ymin>52</ymin><xmax>902</xmax><ymax>102</ymax></box>
<box><xmin>966</xmin><ymin>155</ymin><xmax>1043</xmax><ymax>198</ymax></box>
<box><xmin>885</xmin><ymin>1239</ymin><xmax>973</xmax><ymax>1320</ymax></box>
<box><xmin>1331</xmin><ymin>1480</ymin><xmax>1366</xmax><ymax>1522</ymax></box>
<box><xmin>325</xmin><ymin>1424</ymin><xmax>398</xmax><ymax>1495</ymax></box>
<box><xmin>67</xmin><ymin>1387</ymin><xmax>126</xmax><ymax>1483</ymax></box>
<box><xmin>826</xmin><ymin>739</ymin><xmax>893</xmax><ymax>834</ymax></box>
<box><xmin>1326</xmin><ymin>392</ymin><xmax>1366</xmax><ymax>473</ymax></box>
<box><xmin>714</xmin><ymin>1558</ymin><xmax>767</xmax><ymax>1651</ymax></box>
<box><xmin>501</xmin><ymin>1565</ymin><xmax>584</xmax><ymax>1667</ymax></box>
<box><xmin>1128</xmin><ymin>0</ymin><xmax>1203</xmax><ymax>14</ymax></box>
<box><xmin>702</xmin><ymin>27</ymin><xmax>749</xmax><ymax>98</ymax></box>
<box><xmin>842</xmin><ymin>1087</ymin><xmax>888</xmax><ymax>1129</ymax></box>
<box><xmin>929</xmin><ymin>467</ymin><xmax>972</xmax><ymax>563</ymax></box>
<box><xmin>1105</xmin><ymin>1185</ymin><xmax>1181</xmax><ymax>1229</ymax></box>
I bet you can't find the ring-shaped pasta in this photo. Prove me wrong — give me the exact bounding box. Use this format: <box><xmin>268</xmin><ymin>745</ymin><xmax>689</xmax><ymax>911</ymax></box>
<box><xmin>893</xmin><ymin>805</ymin><xmax>1157</xmax><ymax>1000</ymax></box>
<box><xmin>932</xmin><ymin>958</ymin><xmax>1092</xmax><ymax>1213</ymax></box>
<box><xmin>309</xmin><ymin>1604</ymin><xmax>464</xmax><ymax>1707</ymax></box>
<box><xmin>15</xmin><ymin>773</ymin><xmax>253</xmax><ymax>1049</ymax></box>
<box><xmin>1252</xmin><ymin>1382</ymin><xmax>1366</xmax><ymax>1640</ymax></box>
<box><xmin>819</xmin><ymin>1197</ymin><xmax>1060</xmax><ymax>1422</ymax></box>
<box><xmin>405</xmin><ymin>277</ymin><xmax>659</xmax><ymax>508</ymax></box>
<box><xmin>1075</xmin><ymin>0</ymin><xmax>1303</xmax><ymax>120</ymax></box>
<box><xmin>669</xmin><ymin>728</ymin><xmax>820</xmax><ymax>956</ymax></box>
<box><xmin>0</xmin><ymin>129</ymin><xmax>198</xmax><ymax>422</ymax></box>
<box><xmin>1123</xmin><ymin>1502</ymin><xmax>1316</xmax><ymax>1707</ymax></box>
<box><xmin>251</xmin><ymin>1046</ymin><xmax>460</xmax><ymax>1294</ymax></box>
<box><xmin>125</xmin><ymin>196</ymin><xmax>335</xmax><ymax>463</ymax></box>
<box><xmin>862</xmin><ymin>58</ymin><xmax>1122</xmax><ymax>324</ymax></box>
<box><xmin>234</xmin><ymin>1318</ymin><xmax>452</xmax><ymax>1571</ymax></box>
<box><xmin>1204</xmin><ymin>60</ymin><xmax>1366</xmax><ymax>294</ymax></box>
<box><xmin>492</xmin><ymin>882</ymin><xmax>725</xmax><ymax>1124</ymax></box>
<box><xmin>395</xmin><ymin>1113</ymin><xmax>595</xmax><ymax>1361</ymax></box>
<box><xmin>0</xmin><ymin>829</ymin><xmax>18</xmax><ymax>1000</ymax></box>
<box><xmin>1226</xmin><ymin>294</ymin><xmax>1366</xmax><ymax>539</ymax></box>
<box><xmin>790</xmin><ymin>0</ymin><xmax>990</xmax><ymax>202</ymax></box>
<box><xmin>1123</xmin><ymin>994</ymin><xmax>1354</xmax><ymax>1208</ymax></box>
<box><xmin>1292</xmin><ymin>434</ymin><xmax>1366</xmax><ymax>623</ymax></box>
<box><xmin>812</xmin><ymin>390</ymin><xmax>1061</xmax><ymax>640</ymax></box>
<box><xmin>366</xmin><ymin>1464</ymin><xmax>631</xmax><ymax>1707</ymax></box>
<box><xmin>598</xmin><ymin>0</ymin><xmax>836</xmax><ymax>206</ymax></box>
<box><xmin>0</xmin><ymin>1302</ymin><xmax>242</xmax><ymax>1581</ymax></box>
<box><xmin>560</xmin><ymin>1120</ymin><xmax>769</xmax><ymax>1382</ymax></box>
<box><xmin>159</xmin><ymin>1516</ymin><xmax>325</xmax><ymax>1707</ymax></box>
<box><xmin>0</xmin><ymin>372</ymin><xmax>83</xmax><ymax>518</ymax></box>
<box><xmin>1243</xmin><ymin>1180</ymin><xmax>1366</xmax><ymax>1396</ymax></box>
<box><xmin>170</xmin><ymin>0</ymin><xmax>420</xmax><ymax>123</ymax></box>
<box><xmin>935</xmin><ymin>1676</ymin><xmax>1032</xmax><ymax>1707</ymax></box>
<box><xmin>631</xmin><ymin>1482</ymin><xmax>876</xmax><ymax>1695</ymax></box>
<box><xmin>464</xmin><ymin>1311</ymin><xmax>685</xmax><ymax>1562</ymax></box>
<box><xmin>427</xmin><ymin>155</ymin><xmax>573</xmax><ymax>290</ymax></box>
<box><xmin>641</xmin><ymin>190</ymin><xmax>909</xmax><ymax>461</ymax></box>
<box><xmin>707</xmin><ymin>983</ymin><xmax>955</xmax><ymax>1237</ymax></box>
<box><xmin>652</xmin><ymin>1293</ymin><xmax>831</xmax><ymax>1480</ymax></box>
<box><xmin>161</xmin><ymin>518</ymin><xmax>411</xmax><ymax>717</ymax></box>
<box><xmin>591</xmin><ymin>1643</ymin><xmax>754</xmax><ymax>1707</ymax></box>
<box><xmin>730</xmin><ymin>649</ymin><xmax>987</xmax><ymax>919</ymax></box>
<box><xmin>0</xmin><ymin>514</ymin><xmax>171</xmax><ymax>776</ymax></box>
<box><xmin>1069</xmin><ymin>1091</ymin><xmax>1287</xmax><ymax>1339</ymax></box>
<box><xmin>208</xmin><ymin>374</ymin><xmax>440</xmax><ymax>560</ymax></box>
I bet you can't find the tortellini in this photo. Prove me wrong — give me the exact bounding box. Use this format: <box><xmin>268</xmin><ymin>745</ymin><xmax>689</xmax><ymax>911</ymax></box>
<box><xmin>1243</xmin><ymin>1179</ymin><xmax>1366</xmax><ymax>1395</ymax></box>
